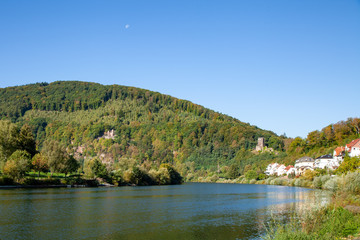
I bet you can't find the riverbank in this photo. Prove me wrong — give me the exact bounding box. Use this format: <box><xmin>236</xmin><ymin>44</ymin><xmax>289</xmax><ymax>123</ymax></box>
<box><xmin>258</xmin><ymin>172</ymin><xmax>360</xmax><ymax>239</ymax></box>
<box><xmin>192</xmin><ymin>171</ymin><xmax>360</xmax><ymax>239</ymax></box>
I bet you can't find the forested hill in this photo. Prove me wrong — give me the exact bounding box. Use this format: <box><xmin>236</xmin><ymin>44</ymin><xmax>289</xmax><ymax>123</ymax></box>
<box><xmin>0</xmin><ymin>81</ymin><xmax>284</xmax><ymax>178</ymax></box>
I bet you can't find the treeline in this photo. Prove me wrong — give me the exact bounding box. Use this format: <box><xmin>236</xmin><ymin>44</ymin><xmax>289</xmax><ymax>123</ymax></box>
<box><xmin>1</xmin><ymin>81</ymin><xmax>359</xmax><ymax>182</ymax></box>
<box><xmin>0</xmin><ymin>120</ymin><xmax>182</xmax><ymax>186</ymax></box>
<box><xmin>279</xmin><ymin>117</ymin><xmax>360</xmax><ymax>165</ymax></box>
<box><xmin>0</xmin><ymin>81</ymin><xmax>284</xmax><ymax>179</ymax></box>
<box><xmin>0</xmin><ymin>81</ymin><xmax>236</xmax><ymax>122</ymax></box>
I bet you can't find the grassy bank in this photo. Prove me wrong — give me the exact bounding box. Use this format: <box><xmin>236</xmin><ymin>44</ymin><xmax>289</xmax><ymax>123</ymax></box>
<box><xmin>191</xmin><ymin>171</ymin><xmax>360</xmax><ymax>239</ymax></box>
<box><xmin>258</xmin><ymin>171</ymin><xmax>360</xmax><ymax>239</ymax></box>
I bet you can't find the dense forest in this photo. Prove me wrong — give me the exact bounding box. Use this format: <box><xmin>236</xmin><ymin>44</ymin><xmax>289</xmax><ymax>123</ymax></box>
<box><xmin>0</xmin><ymin>81</ymin><xmax>359</xmax><ymax>182</ymax></box>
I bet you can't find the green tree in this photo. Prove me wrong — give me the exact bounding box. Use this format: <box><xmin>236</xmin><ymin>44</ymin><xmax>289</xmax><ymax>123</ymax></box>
<box><xmin>61</xmin><ymin>155</ymin><xmax>80</xmax><ymax>177</ymax></box>
<box><xmin>336</xmin><ymin>156</ymin><xmax>360</xmax><ymax>174</ymax></box>
<box><xmin>227</xmin><ymin>164</ymin><xmax>239</xmax><ymax>179</ymax></box>
<box><xmin>245</xmin><ymin>170</ymin><xmax>258</xmax><ymax>180</ymax></box>
<box><xmin>89</xmin><ymin>158</ymin><xmax>108</xmax><ymax>179</ymax></box>
<box><xmin>3</xmin><ymin>150</ymin><xmax>31</xmax><ymax>181</ymax></box>
<box><xmin>32</xmin><ymin>153</ymin><xmax>49</xmax><ymax>177</ymax></box>
<box><xmin>42</xmin><ymin>140</ymin><xmax>68</xmax><ymax>175</ymax></box>
<box><xmin>0</xmin><ymin>120</ymin><xmax>20</xmax><ymax>163</ymax></box>
<box><xmin>18</xmin><ymin>124</ymin><xmax>37</xmax><ymax>157</ymax></box>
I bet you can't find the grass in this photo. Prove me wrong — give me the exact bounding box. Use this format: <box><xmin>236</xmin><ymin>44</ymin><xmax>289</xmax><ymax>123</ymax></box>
<box><xmin>262</xmin><ymin>171</ymin><xmax>360</xmax><ymax>239</ymax></box>
<box><xmin>263</xmin><ymin>206</ymin><xmax>360</xmax><ymax>240</ymax></box>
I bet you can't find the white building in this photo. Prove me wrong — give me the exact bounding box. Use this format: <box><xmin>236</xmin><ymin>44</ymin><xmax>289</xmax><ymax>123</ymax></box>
<box><xmin>294</xmin><ymin>156</ymin><xmax>315</xmax><ymax>170</ymax></box>
<box><xmin>349</xmin><ymin>140</ymin><xmax>360</xmax><ymax>158</ymax></box>
<box><xmin>276</xmin><ymin>164</ymin><xmax>287</xmax><ymax>176</ymax></box>
<box><xmin>285</xmin><ymin>165</ymin><xmax>297</xmax><ymax>176</ymax></box>
<box><xmin>265</xmin><ymin>163</ymin><xmax>279</xmax><ymax>175</ymax></box>
<box><xmin>333</xmin><ymin>146</ymin><xmax>345</xmax><ymax>162</ymax></box>
<box><xmin>314</xmin><ymin>154</ymin><xmax>340</xmax><ymax>170</ymax></box>
<box><xmin>345</xmin><ymin>139</ymin><xmax>360</xmax><ymax>157</ymax></box>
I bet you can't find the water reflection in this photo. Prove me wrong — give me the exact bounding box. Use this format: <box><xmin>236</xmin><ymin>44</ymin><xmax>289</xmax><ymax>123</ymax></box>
<box><xmin>0</xmin><ymin>183</ymin><xmax>331</xmax><ymax>240</ymax></box>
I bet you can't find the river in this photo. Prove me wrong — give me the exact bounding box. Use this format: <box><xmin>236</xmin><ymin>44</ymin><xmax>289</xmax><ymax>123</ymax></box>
<box><xmin>0</xmin><ymin>183</ymin><xmax>330</xmax><ymax>240</ymax></box>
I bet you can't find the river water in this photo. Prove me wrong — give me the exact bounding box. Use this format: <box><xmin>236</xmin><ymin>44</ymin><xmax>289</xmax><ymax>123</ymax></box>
<box><xmin>0</xmin><ymin>183</ymin><xmax>330</xmax><ymax>240</ymax></box>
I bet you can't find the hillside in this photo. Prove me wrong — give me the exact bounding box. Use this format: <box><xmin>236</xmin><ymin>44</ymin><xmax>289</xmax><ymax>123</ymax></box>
<box><xmin>0</xmin><ymin>81</ymin><xmax>284</xmax><ymax>179</ymax></box>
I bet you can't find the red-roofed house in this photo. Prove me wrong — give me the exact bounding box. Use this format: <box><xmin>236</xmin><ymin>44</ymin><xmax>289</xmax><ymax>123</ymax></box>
<box><xmin>345</xmin><ymin>139</ymin><xmax>360</xmax><ymax>154</ymax></box>
<box><xmin>349</xmin><ymin>140</ymin><xmax>360</xmax><ymax>158</ymax></box>
<box><xmin>333</xmin><ymin>146</ymin><xmax>345</xmax><ymax>163</ymax></box>
<box><xmin>285</xmin><ymin>165</ymin><xmax>296</xmax><ymax>176</ymax></box>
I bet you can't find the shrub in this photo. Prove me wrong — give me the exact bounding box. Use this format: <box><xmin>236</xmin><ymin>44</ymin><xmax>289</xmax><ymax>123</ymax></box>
<box><xmin>245</xmin><ymin>170</ymin><xmax>258</xmax><ymax>180</ymax></box>
<box><xmin>272</xmin><ymin>178</ymin><xmax>285</xmax><ymax>185</ymax></box>
<box><xmin>249</xmin><ymin>179</ymin><xmax>256</xmax><ymax>184</ymax></box>
<box><xmin>320</xmin><ymin>175</ymin><xmax>331</xmax><ymax>186</ymax></box>
<box><xmin>265</xmin><ymin>177</ymin><xmax>275</xmax><ymax>185</ymax></box>
<box><xmin>209</xmin><ymin>174</ymin><xmax>219</xmax><ymax>183</ymax></box>
<box><xmin>294</xmin><ymin>179</ymin><xmax>303</xmax><ymax>187</ymax></box>
<box><xmin>323</xmin><ymin>177</ymin><xmax>340</xmax><ymax>192</ymax></box>
<box><xmin>313</xmin><ymin>176</ymin><xmax>322</xmax><ymax>189</ymax></box>
<box><xmin>344</xmin><ymin>171</ymin><xmax>360</xmax><ymax>195</ymax></box>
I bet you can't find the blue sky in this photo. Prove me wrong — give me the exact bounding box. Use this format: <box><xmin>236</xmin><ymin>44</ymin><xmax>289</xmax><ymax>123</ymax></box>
<box><xmin>0</xmin><ymin>0</ymin><xmax>359</xmax><ymax>138</ymax></box>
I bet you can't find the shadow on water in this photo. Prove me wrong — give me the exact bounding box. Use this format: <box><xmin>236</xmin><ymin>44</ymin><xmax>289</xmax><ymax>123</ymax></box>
<box><xmin>0</xmin><ymin>183</ymin><xmax>331</xmax><ymax>240</ymax></box>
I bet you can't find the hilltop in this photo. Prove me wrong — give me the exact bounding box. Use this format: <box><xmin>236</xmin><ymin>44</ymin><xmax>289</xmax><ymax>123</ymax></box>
<box><xmin>0</xmin><ymin>81</ymin><xmax>284</xmax><ymax>180</ymax></box>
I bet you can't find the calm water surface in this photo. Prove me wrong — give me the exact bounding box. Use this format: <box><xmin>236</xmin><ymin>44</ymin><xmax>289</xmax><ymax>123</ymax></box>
<box><xmin>0</xmin><ymin>183</ymin><xmax>330</xmax><ymax>240</ymax></box>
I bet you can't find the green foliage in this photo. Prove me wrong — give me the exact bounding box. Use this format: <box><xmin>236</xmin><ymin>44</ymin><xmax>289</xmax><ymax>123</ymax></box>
<box><xmin>3</xmin><ymin>150</ymin><xmax>32</xmax><ymax>181</ymax></box>
<box><xmin>265</xmin><ymin>207</ymin><xmax>360</xmax><ymax>240</ymax></box>
<box><xmin>0</xmin><ymin>81</ymin><xmax>283</xmax><ymax>176</ymax></box>
<box><xmin>323</xmin><ymin>177</ymin><xmax>340</xmax><ymax>192</ymax></box>
<box><xmin>31</xmin><ymin>153</ymin><xmax>49</xmax><ymax>177</ymax></box>
<box><xmin>226</xmin><ymin>164</ymin><xmax>239</xmax><ymax>179</ymax></box>
<box><xmin>62</xmin><ymin>155</ymin><xmax>80</xmax><ymax>176</ymax></box>
<box><xmin>245</xmin><ymin>170</ymin><xmax>258</xmax><ymax>180</ymax></box>
<box><xmin>336</xmin><ymin>156</ymin><xmax>360</xmax><ymax>174</ymax></box>
<box><xmin>88</xmin><ymin>158</ymin><xmax>109</xmax><ymax>179</ymax></box>
<box><xmin>344</xmin><ymin>172</ymin><xmax>360</xmax><ymax>195</ymax></box>
<box><xmin>42</xmin><ymin>140</ymin><xmax>68</xmax><ymax>174</ymax></box>
<box><xmin>0</xmin><ymin>120</ymin><xmax>37</xmax><ymax>169</ymax></box>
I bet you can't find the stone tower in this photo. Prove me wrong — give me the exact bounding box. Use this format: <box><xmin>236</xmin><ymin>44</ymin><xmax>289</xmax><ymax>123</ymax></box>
<box><xmin>256</xmin><ymin>137</ymin><xmax>265</xmax><ymax>151</ymax></box>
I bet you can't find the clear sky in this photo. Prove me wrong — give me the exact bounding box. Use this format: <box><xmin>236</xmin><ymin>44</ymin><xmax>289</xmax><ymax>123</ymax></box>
<box><xmin>0</xmin><ymin>0</ymin><xmax>359</xmax><ymax>138</ymax></box>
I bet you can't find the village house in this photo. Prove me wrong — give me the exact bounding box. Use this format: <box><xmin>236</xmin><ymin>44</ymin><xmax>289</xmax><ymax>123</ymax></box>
<box><xmin>294</xmin><ymin>156</ymin><xmax>315</xmax><ymax>175</ymax></box>
<box><xmin>347</xmin><ymin>139</ymin><xmax>360</xmax><ymax>158</ymax></box>
<box><xmin>264</xmin><ymin>163</ymin><xmax>279</xmax><ymax>175</ymax></box>
<box><xmin>333</xmin><ymin>146</ymin><xmax>345</xmax><ymax>161</ymax></box>
<box><xmin>294</xmin><ymin>156</ymin><xmax>315</xmax><ymax>169</ymax></box>
<box><xmin>285</xmin><ymin>165</ymin><xmax>296</xmax><ymax>176</ymax></box>
<box><xmin>275</xmin><ymin>164</ymin><xmax>287</xmax><ymax>176</ymax></box>
<box><xmin>265</xmin><ymin>163</ymin><xmax>296</xmax><ymax>176</ymax></box>
<box><xmin>314</xmin><ymin>154</ymin><xmax>340</xmax><ymax>170</ymax></box>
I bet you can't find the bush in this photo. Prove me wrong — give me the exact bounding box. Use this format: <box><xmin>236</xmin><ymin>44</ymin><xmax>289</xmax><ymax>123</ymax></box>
<box><xmin>245</xmin><ymin>170</ymin><xmax>258</xmax><ymax>180</ymax></box>
<box><xmin>265</xmin><ymin>177</ymin><xmax>275</xmax><ymax>185</ymax></box>
<box><xmin>249</xmin><ymin>179</ymin><xmax>256</xmax><ymax>184</ymax></box>
<box><xmin>294</xmin><ymin>178</ymin><xmax>303</xmax><ymax>187</ymax></box>
<box><xmin>320</xmin><ymin>175</ymin><xmax>331</xmax><ymax>186</ymax></box>
<box><xmin>344</xmin><ymin>171</ymin><xmax>360</xmax><ymax>195</ymax></box>
<box><xmin>313</xmin><ymin>176</ymin><xmax>322</xmax><ymax>189</ymax></box>
<box><xmin>272</xmin><ymin>178</ymin><xmax>285</xmax><ymax>185</ymax></box>
<box><xmin>323</xmin><ymin>177</ymin><xmax>340</xmax><ymax>192</ymax></box>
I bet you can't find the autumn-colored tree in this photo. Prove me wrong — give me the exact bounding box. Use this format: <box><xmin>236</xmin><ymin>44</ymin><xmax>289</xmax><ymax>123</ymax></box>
<box><xmin>32</xmin><ymin>153</ymin><xmax>49</xmax><ymax>177</ymax></box>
